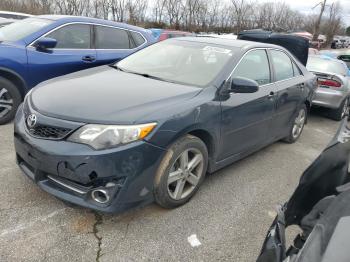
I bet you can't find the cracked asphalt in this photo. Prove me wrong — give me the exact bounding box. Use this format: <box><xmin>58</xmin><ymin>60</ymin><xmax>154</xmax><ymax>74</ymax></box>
<box><xmin>0</xmin><ymin>110</ymin><xmax>340</xmax><ymax>262</ymax></box>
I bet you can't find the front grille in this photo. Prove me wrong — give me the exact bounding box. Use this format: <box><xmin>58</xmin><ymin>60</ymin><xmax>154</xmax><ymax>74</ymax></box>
<box><xmin>28</xmin><ymin>124</ymin><xmax>72</xmax><ymax>139</ymax></box>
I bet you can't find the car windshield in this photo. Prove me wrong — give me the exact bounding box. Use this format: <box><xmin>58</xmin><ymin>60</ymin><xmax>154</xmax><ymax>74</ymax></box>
<box><xmin>117</xmin><ymin>40</ymin><xmax>236</xmax><ymax>87</ymax></box>
<box><xmin>307</xmin><ymin>56</ymin><xmax>348</xmax><ymax>76</ymax></box>
<box><xmin>0</xmin><ymin>18</ymin><xmax>52</xmax><ymax>42</ymax></box>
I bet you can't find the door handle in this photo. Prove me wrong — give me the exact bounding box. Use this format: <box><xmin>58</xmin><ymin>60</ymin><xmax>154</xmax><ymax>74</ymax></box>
<box><xmin>82</xmin><ymin>55</ymin><xmax>96</xmax><ymax>62</ymax></box>
<box><xmin>267</xmin><ymin>91</ymin><xmax>275</xmax><ymax>98</ymax></box>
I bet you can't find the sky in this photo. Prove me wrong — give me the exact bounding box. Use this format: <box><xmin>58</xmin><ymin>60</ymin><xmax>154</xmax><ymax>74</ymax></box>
<box><xmin>257</xmin><ymin>0</ymin><xmax>350</xmax><ymax>26</ymax></box>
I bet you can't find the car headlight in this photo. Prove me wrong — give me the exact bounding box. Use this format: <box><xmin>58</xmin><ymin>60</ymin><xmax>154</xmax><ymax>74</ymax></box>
<box><xmin>68</xmin><ymin>123</ymin><xmax>157</xmax><ymax>150</ymax></box>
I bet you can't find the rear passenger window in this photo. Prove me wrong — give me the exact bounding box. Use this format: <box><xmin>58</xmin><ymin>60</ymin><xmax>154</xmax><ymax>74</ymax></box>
<box><xmin>130</xmin><ymin>31</ymin><xmax>145</xmax><ymax>47</ymax></box>
<box><xmin>47</xmin><ymin>24</ymin><xmax>91</xmax><ymax>49</ymax></box>
<box><xmin>95</xmin><ymin>26</ymin><xmax>131</xmax><ymax>49</ymax></box>
<box><xmin>270</xmin><ymin>50</ymin><xmax>294</xmax><ymax>81</ymax></box>
<box><xmin>232</xmin><ymin>49</ymin><xmax>270</xmax><ymax>85</ymax></box>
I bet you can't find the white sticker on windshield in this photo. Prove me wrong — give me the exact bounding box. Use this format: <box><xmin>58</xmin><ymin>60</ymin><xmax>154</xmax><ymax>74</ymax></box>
<box><xmin>203</xmin><ymin>46</ymin><xmax>231</xmax><ymax>54</ymax></box>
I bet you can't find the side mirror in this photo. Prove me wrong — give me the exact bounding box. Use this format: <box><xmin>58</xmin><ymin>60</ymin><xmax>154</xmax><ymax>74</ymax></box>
<box><xmin>34</xmin><ymin>37</ymin><xmax>57</xmax><ymax>51</ymax></box>
<box><xmin>230</xmin><ymin>77</ymin><xmax>259</xmax><ymax>93</ymax></box>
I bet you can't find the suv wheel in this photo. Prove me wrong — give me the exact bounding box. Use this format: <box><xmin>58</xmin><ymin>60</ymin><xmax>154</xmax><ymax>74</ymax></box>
<box><xmin>154</xmin><ymin>135</ymin><xmax>208</xmax><ymax>209</ymax></box>
<box><xmin>0</xmin><ymin>77</ymin><xmax>22</xmax><ymax>125</ymax></box>
<box><xmin>283</xmin><ymin>105</ymin><xmax>307</xmax><ymax>143</ymax></box>
<box><xmin>330</xmin><ymin>97</ymin><xmax>348</xmax><ymax>121</ymax></box>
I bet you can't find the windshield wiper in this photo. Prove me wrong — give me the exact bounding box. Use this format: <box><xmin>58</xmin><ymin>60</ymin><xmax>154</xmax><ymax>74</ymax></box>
<box><xmin>130</xmin><ymin>72</ymin><xmax>178</xmax><ymax>84</ymax></box>
<box><xmin>110</xmin><ymin>65</ymin><xmax>177</xmax><ymax>84</ymax></box>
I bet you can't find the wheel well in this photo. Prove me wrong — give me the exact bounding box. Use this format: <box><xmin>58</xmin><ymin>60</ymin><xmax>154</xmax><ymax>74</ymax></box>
<box><xmin>305</xmin><ymin>100</ymin><xmax>311</xmax><ymax>111</ymax></box>
<box><xmin>188</xmin><ymin>129</ymin><xmax>215</xmax><ymax>159</ymax></box>
<box><xmin>304</xmin><ymin>100</ymin><xmax>311</xmax><ymax>123</ymax></box>
<box><xmin>0</xmin><ymin>70</ymin><xmax>26</xmax><ymax>99</ymax></box>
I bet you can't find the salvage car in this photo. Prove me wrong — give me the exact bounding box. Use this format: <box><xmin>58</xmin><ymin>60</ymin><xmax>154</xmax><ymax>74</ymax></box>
<box><xmin>0</xmin><ymin>15</ymin><xmax>155</xmax><ymax>124</ymax></box>
<box><xmin>257</xmin><ymin>117</ymin><xmax>350</xmax><ymax>262</ymax></box>
<box><xmin>14</xmin><ymin>38</ymin><xmax>315</xmax><ymax>213</ymax></box>
<box><xmin>306</xmin><ymin>55</ymin><xmax>350</xmax><ymax>120</ymax></box>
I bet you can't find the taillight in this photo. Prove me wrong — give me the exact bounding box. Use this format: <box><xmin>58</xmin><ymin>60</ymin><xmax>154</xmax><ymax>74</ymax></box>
<box><xmin>317</xmin><ymin>79</ymin><xmax>342</xmax><ymax>88</ymax></box>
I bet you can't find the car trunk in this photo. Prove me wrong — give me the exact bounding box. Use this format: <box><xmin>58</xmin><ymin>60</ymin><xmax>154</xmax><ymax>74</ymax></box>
<box><xmin>237</xmin><ymin>30</ymin><xmax>309</xmax><ymax>66</ymax></box>
<box><xmin>310</xmin><ymin>71</ymin><xmax>344</xmax><ymax>90</ymax></box>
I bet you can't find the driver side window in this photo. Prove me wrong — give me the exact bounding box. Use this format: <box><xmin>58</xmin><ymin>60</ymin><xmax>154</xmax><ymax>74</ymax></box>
<box><xmin>46</xmin><ymin>24</ymin><xmax>91</xmax><ymax>49</ymax></box>
<box><xmin>232</xmin><ymin>49</ymin><xmax>271</xmax><ymax>86</ymax></box>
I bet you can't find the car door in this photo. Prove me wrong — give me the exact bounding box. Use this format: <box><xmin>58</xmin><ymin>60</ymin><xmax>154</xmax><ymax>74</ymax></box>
<box><xmin>26</xmin><ymin>23</ymin><xmax>97</xmax><ymax>87</ymax></box>
<box><xmin>94</xmin><ymin>25</ymin><xmax>145</xmax><ymax>66</ymax></box>
<box><xmin>268</xmin><ymin>49</ymin><xmax>304</xmax><ymax>139</ymax></box>
<box><xmin>219</xmin><ymin>49</ymin><xmax>276</xmax><ymax>160</ymax></box>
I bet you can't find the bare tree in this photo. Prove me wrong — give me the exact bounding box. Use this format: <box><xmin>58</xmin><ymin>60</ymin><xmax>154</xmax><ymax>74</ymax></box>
<box><xmin>312</xmin><ymin>0</ymin><xmax>327</xmax><ymax>41</ymax></box>
<box><xmin>230</xmin><ymin>0</ymin><xmax>254</xmax><ymax>34</ymax></box>
<box><xmin>0</xmin><ymin>0</ymin><xmax>345</xmax><ymax>38</ymax></box>
<box><xmin>324</xmin><ymin>2</ymin><xmax>343</xmax><ymax>46</ymax></box>
<box><xmin>153</xmin><ymin>0</ymin><xmax>167</xmax><ymax>24</ymax></box>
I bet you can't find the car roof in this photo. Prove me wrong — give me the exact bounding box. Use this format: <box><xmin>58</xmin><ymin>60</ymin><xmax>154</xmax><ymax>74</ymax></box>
<box><xmin>175</xmin><ymin>37</ymin><xmax>282</xmax><ymax>50</ymax></box>
<box><xmin>36</xmin><ymin>15</ymin><xmax>149</xmax><ymax>32</ymax></box>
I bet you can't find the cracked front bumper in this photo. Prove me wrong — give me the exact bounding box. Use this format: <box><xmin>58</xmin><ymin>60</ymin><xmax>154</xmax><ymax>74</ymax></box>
<box><xmin>14</xmin><ymin>105</ymin><xmax>166</xmax><ymax>213</ymax></box>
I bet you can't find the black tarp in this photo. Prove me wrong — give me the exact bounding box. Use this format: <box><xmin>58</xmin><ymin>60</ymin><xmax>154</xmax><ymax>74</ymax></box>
<box><xmin>238</xmin><ymin>30</ymin><xmax>309</xmax><ymax>66</ymax></box>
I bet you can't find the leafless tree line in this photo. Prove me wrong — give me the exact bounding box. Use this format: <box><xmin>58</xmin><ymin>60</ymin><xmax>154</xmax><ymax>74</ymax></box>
<box><xmin>0</xmin><ymin>0</ymin><xmax>345</xmax><ymax>37</ymax></box>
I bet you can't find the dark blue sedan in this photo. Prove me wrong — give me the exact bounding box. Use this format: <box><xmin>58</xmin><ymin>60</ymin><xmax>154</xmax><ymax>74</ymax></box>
<box><xmin>14</xmin><ymin>38</ymin><xmax>316</xmax><ymax>213</ymax></box>
<box><xmin>0</xmin><ymin>15</ymin><xmax>155</xmax><ymax>124</ymax></box>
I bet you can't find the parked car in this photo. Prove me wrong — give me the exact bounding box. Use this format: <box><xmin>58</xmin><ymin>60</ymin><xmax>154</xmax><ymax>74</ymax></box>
<box><xmin>0</xmin><ymin>15</ymin><xmax>155</xmax><ymax>124</ymax></box>
<box><xmin>306</xmin><ymin>55</ymin><xmax>350</xmax><ymax>120</ymax></box>
<box><xmin>331</xmin><ymin>39</ymin><xmax>342</xmax><ymax>49</ymax></box>
<box><xmin>332</xmin><ymin>49</ymin><xmax>350</xmax><ymax>69</ymax></box>
<box><xmin>0</xmin><ymin>11</ymin><xmax>33</xmax><ymax>20</ymax></box>
<box><xmin>257</xmin><ymin>117</ymin><xmax>350</xmax><ymax>262</ymax></box>
<box><xmin>150</xmin><ymin>28</ymin><xmax>194</xmax><ymax>41</ymax></box>
<box><xmin>14</xmin><ymin>37</ymin><xmax>315</xmax><ymax>213</ymax></box>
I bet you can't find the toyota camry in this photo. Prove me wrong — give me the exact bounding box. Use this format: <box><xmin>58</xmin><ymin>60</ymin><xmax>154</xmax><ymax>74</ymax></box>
<box><xmin>14</xmin><ymin>38</ymin><xmax>316</xmax><ymax>213</ymax></box>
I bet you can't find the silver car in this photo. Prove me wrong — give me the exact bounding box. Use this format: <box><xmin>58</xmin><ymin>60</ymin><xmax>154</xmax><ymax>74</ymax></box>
<box><xmin>307</xmin><ymin>55</ymin><xmax>350</xmax><ymax>120</ymax></box>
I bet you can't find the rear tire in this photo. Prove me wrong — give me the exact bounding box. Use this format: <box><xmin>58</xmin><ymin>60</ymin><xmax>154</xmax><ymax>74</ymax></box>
<box><xmin>283</xmin><ymin>105</ymin><xmax>307</xmax><ymax>143</ymax></box>
<box><xmin>0</xmin><ymin>77</ymin><xmax>22</xmax><ymax>125</ymax></box>
<box><xmin>154</xmin><ymin>135</ymin><xmax>208</xmax><ymax>209</ymax></box>
<box><xmin>329</xmin><ymin>97</ymin><xmax>348</xmax><ymax>121</ymax></box>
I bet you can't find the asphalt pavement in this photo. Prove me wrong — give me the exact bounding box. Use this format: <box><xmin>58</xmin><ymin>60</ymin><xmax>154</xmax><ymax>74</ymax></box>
<box><xmin>0</xmin><ymin>111</ymin><xmax>340</xmax><ymax>262</ymax></box>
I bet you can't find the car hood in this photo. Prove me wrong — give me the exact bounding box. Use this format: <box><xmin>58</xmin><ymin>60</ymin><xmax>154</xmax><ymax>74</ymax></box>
<box><xmin>30</xmin><ymin>66</ymin><xmax>202</xmax><ymax>124</ymax></box>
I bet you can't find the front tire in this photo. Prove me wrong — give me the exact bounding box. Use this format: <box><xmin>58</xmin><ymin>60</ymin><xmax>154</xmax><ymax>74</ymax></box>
<box><xmin>154</xmin><ymin>135</ymin><xmax>208</xmax><ymax>209</ymax></box>
<box><xmin>283</xmin><ymin>105</ymin><xmax>307</xmax><ymax>143</ymax></box>
<box><xmin>0</xmin><ymin>77</ymin><xmax>22</xmax><ymax>125</ymax></box>
<box><xmin>329</xmin><ymin>97</ymin><xmax>348</xmax><ymax>121</ymax></box>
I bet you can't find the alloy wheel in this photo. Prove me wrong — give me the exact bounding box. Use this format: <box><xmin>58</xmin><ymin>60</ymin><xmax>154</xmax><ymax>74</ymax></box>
<box><xmin>167</xmin><ymin>148</ymin><xmax>204</xmax><ymax>200</ymax></box>
<box><xmin>0</xmin><ymin>87</ymin><xmax>13</xmax><ymax>119</ymax></box>
<box><xmin>292</xmin><ymin>109</ymin><xmax>306</xmax><ymax>139</ymax></box>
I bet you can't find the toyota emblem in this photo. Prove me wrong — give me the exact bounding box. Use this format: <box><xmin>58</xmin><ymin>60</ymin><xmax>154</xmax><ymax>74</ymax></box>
<box><xmin>26</xmin><ymin>114</ymin><xmax>37</xmax><ymax>128</ymax></box>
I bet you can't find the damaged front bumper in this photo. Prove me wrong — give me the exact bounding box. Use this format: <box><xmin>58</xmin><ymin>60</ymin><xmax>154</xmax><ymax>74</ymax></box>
<box><xmin>14</xmin><ymin>104</ymin><xmax>166</xmax><ymax>213</ymax></box>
